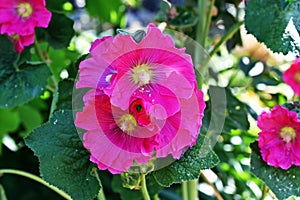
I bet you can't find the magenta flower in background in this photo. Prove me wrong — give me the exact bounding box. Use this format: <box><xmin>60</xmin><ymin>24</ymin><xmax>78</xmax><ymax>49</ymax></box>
<box><xmin>9</xmin><ymin>33</ymin><xmax>35</xmax><ymax>53</ymax></box>
<box><xmin>75</xmin><ymin>24</ymin><xmax>206</xmax><ymax>174</ymax></box>
<box><xmin>257</xmin><ymin>105</ymin><xmax>300</xmax><ymax>170</ymax></box>
<box><xmin>0</xmin><ymin>0</ymin><xmax>52</xmax><ymax>52</ymax></box>
<box><xmin>283</xmin><ymin>58</ymin><xmax>300</xmax><ymax>96</ymax></box>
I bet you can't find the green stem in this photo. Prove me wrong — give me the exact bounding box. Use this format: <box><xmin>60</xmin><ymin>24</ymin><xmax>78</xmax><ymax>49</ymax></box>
<box><xmin>34</xmin><ymin>36</ymin><xmax>58</xmax><ymax>118</ymax></box>
<box><xmin>209</xmin><ymin>21</ymin><xmax>244</xmax><ymax>58</ymax></box>
<box><xmin>140</xmin><ymin>174</ymin><xmax>150</xmax><ymax>200</ymax></box>
<box><xmin>49</xmin><ymin>84</ymin><xmax>59</xmax><ymax>118</ymax></box>
<box><xmin>191</xmin><ymin>0</ymin><xmax>208</xmax><ymax>196</ymax></box>
<box><xmin>34</xmin><ymin>36</ymin><xmax>46</xmax><ymax>63</ymax></box>
<box><xmin>153</xmin><ymin>194</ymin><xmax>160</xmax><ymax>200</ymax></box>
<box><xmin>203</xmin><ymin>0</ymin><xmax>215</xmax><ymax>48</ymax></box>
<box><xmin>187</xmin><ymin>179</ymin><xmax>198</xmax><ymax>200</ymax></box>
<box><xmin>0</xmin><ymin>169</ymin><xmax>71</xmax><ymax>200</ymax></box>
<box><xmin>182</xmin><ymin>181</ymin><xmax>189</xmax><ymax>200</ymax></box>
<box><xmin>92</xmin><ymin>168</ymin><xmax>106</xmax><ymax>200</ymax></box>
<box><xmin>196</xmin><ymin>0</ymin><xmax>207</xmax><ymax>47</ymax></box>
<box><xmin>200</xmin><ymin>21</ymin><xmax>244</xmax><ymax>74</ymax></box>
<box><xmin>0</xmin><ymin>184</ymin><xmax>7</xmax><ymax>200</ymax></box>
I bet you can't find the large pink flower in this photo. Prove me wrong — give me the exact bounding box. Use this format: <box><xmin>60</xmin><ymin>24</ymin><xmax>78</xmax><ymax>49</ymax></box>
<box><xmin>75</xmin><ymin>24</ymin><xmax>206</xmax><ymax>174</ymax></box>
<box><xmin>0</xmin><ymin>0</ymin><xmax>51</xmax><ymax>52</ymax></box>
<box><xmin>257</xmin><ymin>105</ymin><xmax>300</xmax><ymax>170</ymax></box>
<box><xmin>283</xmin><ymin>58</ymin><xmax>300</xmax><ymax>96</ymax></box>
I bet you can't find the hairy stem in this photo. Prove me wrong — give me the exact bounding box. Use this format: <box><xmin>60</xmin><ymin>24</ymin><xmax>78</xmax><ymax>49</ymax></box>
<box><xmin>0</xmin><ymin>169</ymin><xmax>71</xmax><ymax>200</ymax></box>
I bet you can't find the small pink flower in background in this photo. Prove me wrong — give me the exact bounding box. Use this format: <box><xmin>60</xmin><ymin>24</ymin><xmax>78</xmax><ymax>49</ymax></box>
<box><xmin>257</xmin><ymin>105</ymin><xmax>300</xmax><ymax>170</ymax></box>
<box><xmin>9</xmin><ymin>33</ymin><xmax>34</xmax><ymax>53</ymax></box>
<box><xmin>0</xmin><ymin>0</ymin><xmax>52</xmax><ymax>52</ymax></box>
<box><xmin>75</xmin><ymin>24</ymin><xmax>206</xmax><ymax>174</ymax></box>
<box><xmin>283</xmin><ymin>58</ymin><xmax>300</xmax><ymax>96</ymax></box>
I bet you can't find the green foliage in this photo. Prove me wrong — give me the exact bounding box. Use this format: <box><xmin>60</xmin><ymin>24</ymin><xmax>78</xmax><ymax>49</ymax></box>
<box><xmin>86</xmin><ymin>0</ymin><xmax>124</xmax><ymax>26</ymax></box>
<box><xmin>250</xmin><ymin>142</ymin><xmax>300</xmax><ymax>199</ymax></box>
<box><xmin>37</xmin><ymin>12</ymin><xmax>75</xmax><ymax>49</ymax></box>
<box><xmin>48</xmin><ymin>47</ymin><xmax>79</xmax><ymax>81</ymax></box>
<box><xmin>0</xmin><ymin>35</ymin><xmax>51</xmax><ymax>108</ymax></box>
<box><xmin>151</xmin><ymin>135</ymin><xmax>219</xmax><ymax>187</ymax></box>
<box><xmin>224</xmin><ymin>88</ymin><xmax>250</xmax><ymax>132</ymax></box>
<box><xmin>25</xmin><ymin>110</ymin><xmax>100</xmax><ymax>200</ymax></box>
<box><xmin>112</xmin><ymin>174</ymin><xmax>163</xmax><ymax>200</ymax></box>
<box><xmin>55</xmin><ymin>79</ymin><xmax>74</xmax><ymax>111</ymax></box>
<box><xmin>168</xmin><ymin>7</ymin><xmax>198</xmax><ymax>28</ymax></box>
<box><xmin>245</xmin><ymin>0</ymin><xmax>300</xmax><ymax>55</ymax></box>
<box><xmin>0</xmin><ymin>62</ymin><xmax>51</xmax><ymax>108</ymax></box>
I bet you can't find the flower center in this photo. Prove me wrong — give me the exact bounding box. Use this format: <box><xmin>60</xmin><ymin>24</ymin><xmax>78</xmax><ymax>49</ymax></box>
<box><xmin>293</xmin><ymin>72</ymin><xmax>300</xmax><ymax>83</ymax></box>
<box><xmin>132</xmin><ymin>64</ymin><xmax>152</xmax><ymax>86</ymax></box>
<box><xmin>280</xmin><ymin>126</ymin><xmax>296</xmax><ymax>143</ymax></box>
<box><xmin>118</xmin><ymin>114</ymin><xmax>137</xmax><ymax>132</ymax></box>
<box><xmin>129</xmin><ymin>98</ymin><xmax>151</xmax><ymax>126</ymax></box>
<box><xmin>17</xmin><ymin>2</ymin><xmax>33</xmax><ymax>18</ymax></box>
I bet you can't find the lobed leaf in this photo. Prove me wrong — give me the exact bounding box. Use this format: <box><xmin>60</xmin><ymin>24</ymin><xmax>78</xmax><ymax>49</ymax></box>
<box><xmin>25</xmin><ymin>110</ymin><xmax>100</xmax><ymax>200</ymax></box>
<box><xmin>250</xmin><ymin>142</ymin><xmax>300</xmax><ymax>200</ymax></box>
<box><xmin>245</xmin><ymin>0</ymin><xmax>300</xmax><ymax>55</ymax></box>
<box><xmin>151</xmin><ymin>135</ymin><xmax>219</xmax><ymax>187</ymax></box>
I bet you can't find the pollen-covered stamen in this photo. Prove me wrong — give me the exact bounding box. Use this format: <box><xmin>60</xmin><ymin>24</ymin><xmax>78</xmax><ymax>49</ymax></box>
<box><xmin>118</xmin><ymin>114</ymin><xmax>137</xmax><ymax>132</ymax></box>
<box><xmin>17</xmin><ymin>2</ymin><xmax>33</xmax><ymax>18</ymax></box>
<box><xmin>129</xmin><ymin>98</ymin><xmax>151</xmax><ymax>126</ymax></box>
<box><xmin>280</xmin><ymin>126</ymin><xmax>296</xmax><ymax>143</ymax></box>
<box><xmin>132</xmin><ymin>64</ymin><xmax>152</xmax><ymax>86</ymax></box>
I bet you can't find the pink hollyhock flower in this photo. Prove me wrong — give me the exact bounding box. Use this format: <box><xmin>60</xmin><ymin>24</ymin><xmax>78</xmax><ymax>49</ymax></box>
<box><xmin>283</xmin><ymin>58</ymin><xmax>300</xmax><ymax>96</ymax></box>
<box><xmin>9</xmin><ymin>33</ymin><xmax>34</xmax><ymax>53</ymax></box>
<box><xmin>0</xmin><ymin>0</ymin><xmax>52</xmax><ymax>52</ymax></box>
<box><xmin>75</xmin><ymin>24</ymin><xmax>206</xmax><ymax>174</ymax></box>
<box><xmin>257</xmin><ymin>105</ymin><xmax>300</xmax><ymax>170</ymax></box>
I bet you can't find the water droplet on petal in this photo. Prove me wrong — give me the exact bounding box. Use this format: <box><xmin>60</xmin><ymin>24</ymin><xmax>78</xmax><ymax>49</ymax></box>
<box><xmin>53</xmin><ymin>119</ymin><xmax>58</xmax><ymax>125</ymax></box>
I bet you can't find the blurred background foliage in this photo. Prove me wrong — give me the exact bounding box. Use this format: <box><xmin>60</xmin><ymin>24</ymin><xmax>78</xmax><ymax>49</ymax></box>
<box><xmin>0</xmin><ymin>0</ymin><xmax>298</xmax><ymax>199</ymax></box>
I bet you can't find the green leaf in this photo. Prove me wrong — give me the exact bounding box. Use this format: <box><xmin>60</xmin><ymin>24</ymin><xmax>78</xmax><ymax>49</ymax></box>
<box><xmin>204</xmin><ymin>86</ymin><xmax>250</xmax><ymax>134</ymax></box>
<box><xmin>46</xmin><ymin>0</ymin><xmax>68</xmax><ymax>11</ymax></box>
<box><xmin>0</xmin><ymin>62</ymin><xmax>51</xmax><ymax>108</ymax></box>
<box><xmin>16</xmin><ymin>105</ymin><xmax>43</xmax><ymax>138</ymax></box>
<box><xmin>223</xmin><ymin>88</ymin><xmax>250</xmax><ymax>132</ymax></box>
<box><xmin>25</xmin><ymin>110</ymin><xmax>100</xmax><ymax>200</ymax></box>
<box><xmin>0</xmin><ymin>35</ymin><xmax>51</xmax><ymax>108</ymax></box>
<box><xmin>37</xmin><ymin>12</ymin><xmax>75</xmax><ymax>49</ymax></box>
<box><xmin>168</xmin><ymin>7</ymin><xmax>198</xmax><ymax>28</ymax></box>
<box><xmin>0</xmin><ymin>35</ymin><xmax>17</xmax><ymax>69</ymax></box>
<box><xmin>55</xmin><ymin>79</ymin><xmax>74</xmax><ymax>111</ymax></box>
<box><xmin>245</xmin><ymin>0</ymin><xmax>300</xmax><ymax>55</ymax></box>
<box><xmin>250</xmin><ymin>142</ymin><xmax>300</xmax><ymax>199</ymax></box>
<box><xmin>151</xmin><ymin>135</ymin><xmax>219</xmax><ymax>187</ymax></box>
